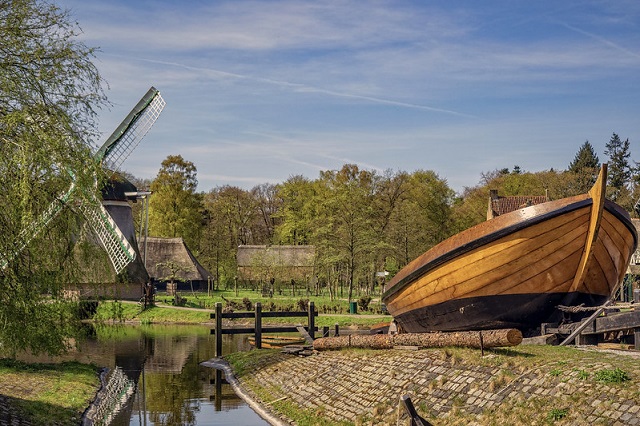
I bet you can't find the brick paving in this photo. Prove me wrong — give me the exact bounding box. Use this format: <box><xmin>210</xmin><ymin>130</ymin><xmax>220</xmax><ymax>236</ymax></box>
<box><xmin>228</xmin><ymin>347</ymin><xmax>640</xmax><ymax>425</ymax></box>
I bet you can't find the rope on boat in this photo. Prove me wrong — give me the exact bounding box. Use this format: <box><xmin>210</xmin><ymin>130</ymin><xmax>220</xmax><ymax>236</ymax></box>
<box><xmin>556</xmin><ymin>304</ymin><xmax>603</xmax><ymax>313</ymax></box>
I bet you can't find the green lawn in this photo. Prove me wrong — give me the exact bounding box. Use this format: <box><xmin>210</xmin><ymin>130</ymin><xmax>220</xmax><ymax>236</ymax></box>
<box><xmin>0</xmin><ymin>359</ymin><xmax>99</xmax><ymax>425</ymax></box>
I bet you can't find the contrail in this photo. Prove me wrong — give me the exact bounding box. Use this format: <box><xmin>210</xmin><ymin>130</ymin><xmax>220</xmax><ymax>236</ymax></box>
<box><xmin>104</xmin><ymin>53</ymin><xmax>475</xmax><ymax>118</ymax></box>
<box><xmin>561</xmin><ymin>23</ymin><xmax>640</xmax><ymax>59</ymax></box>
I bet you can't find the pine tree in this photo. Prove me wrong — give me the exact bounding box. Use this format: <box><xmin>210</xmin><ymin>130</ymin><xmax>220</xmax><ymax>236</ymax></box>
<box><xmin>568</xmin><ymin>141</ymin><xmax>600</xmax><ymax>172</ymax></box>
<box><xmin>604</xmin><ymin>133</ymin><xmax>631</xmax><ymax>200</ymax></box>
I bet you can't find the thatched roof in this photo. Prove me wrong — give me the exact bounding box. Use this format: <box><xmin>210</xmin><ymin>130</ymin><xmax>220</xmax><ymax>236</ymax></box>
<box><xmin>237</xmin><ymin>245</ymin><xmax>315</xmax><ymax>268</ymax></box>
<box><xmin>487</xmin><ymin>189</ymin><xmax>549</xmax><ymax>220</ymax></box>
<box><xmin>142</xmin><ymin>237</ymin><xmax>212</xmax><ymax>282</ymax></box>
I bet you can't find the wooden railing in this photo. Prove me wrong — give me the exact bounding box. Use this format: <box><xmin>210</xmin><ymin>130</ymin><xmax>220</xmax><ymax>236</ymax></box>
<box><xmin>210</xmin><ymin>301</ymin><xmax>318</xmax><ymax>356</ymax></box>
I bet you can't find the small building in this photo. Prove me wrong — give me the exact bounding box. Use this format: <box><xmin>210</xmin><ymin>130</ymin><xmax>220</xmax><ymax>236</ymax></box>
<box><xmin>143</xmin><ymin>237</ymin><xmax>212</xmax><ymax>292</ymax></box>
<box><xmin>237</xmin><ymin>245</ymin><xmax>315</xmax><ymax>286</ymax></box>
<box><xmin>487</xmin><ymin>189</ymin><xmax>549</xmax><ymax>220</ymax></box>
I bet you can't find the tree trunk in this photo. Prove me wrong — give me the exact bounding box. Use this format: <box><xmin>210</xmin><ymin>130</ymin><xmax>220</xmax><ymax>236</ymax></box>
<box><xmin>313</xmin><ymin>329</ymin><xmax>522</xmax><ymax>351</ymax></box>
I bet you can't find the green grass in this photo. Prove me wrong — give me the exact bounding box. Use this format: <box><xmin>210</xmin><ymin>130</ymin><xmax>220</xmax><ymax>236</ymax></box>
<box><xmin>156</xmin><ymin>289</ymin><xmax>388</xmax><ymax>315</ymax></box>
<box><xmin>0</xmin><ymin>359</ymin><xmax>99</xmax><ymax>425</ymax></box>
<box><xmin>594</xmin><ymin>367</ymin><xmax>631</xmax><ymax>383</ymax></box>
<box><xmin>94</xmin><ymin>298</ymin><xmax>392</xmax><ymax>329</ymax></box>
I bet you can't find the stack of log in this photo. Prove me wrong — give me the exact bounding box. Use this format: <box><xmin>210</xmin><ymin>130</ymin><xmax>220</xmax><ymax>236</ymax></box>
<box><xmin>313</xmin><ymin>329</ymin><xmax>522</xmax><ymax>351</ymax></box>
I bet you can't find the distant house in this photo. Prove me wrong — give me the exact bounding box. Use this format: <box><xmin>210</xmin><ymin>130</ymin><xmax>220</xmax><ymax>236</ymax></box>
<box><xmin>487</xmin><ymin>189</ymin><xmax>549</xmax><ymax>220</ymax></box>
<box><xmin>237</xmin><ymin>245</ymin><xmax>315</xmax><ymax>285</ymax></box>
<box><xmin>143</xmin><ymin>237</ymin><xmax>212</xmax><ymax>292</ymax></box>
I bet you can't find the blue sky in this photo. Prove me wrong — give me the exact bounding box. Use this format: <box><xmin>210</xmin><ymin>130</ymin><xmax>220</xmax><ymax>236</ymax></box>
<box><xmin>56</xmin><ymin>0</ymin><xmax>640</xmax><ymax>193</ymax></box>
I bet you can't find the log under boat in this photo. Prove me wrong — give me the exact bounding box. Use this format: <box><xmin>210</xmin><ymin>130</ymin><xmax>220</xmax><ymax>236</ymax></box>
<box><xmin>382</xmin><ymin>164</ymin><xmax>637</xmax><ymax>333</ymax></box>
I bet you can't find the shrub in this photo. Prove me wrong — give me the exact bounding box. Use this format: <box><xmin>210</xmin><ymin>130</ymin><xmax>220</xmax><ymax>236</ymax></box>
<box><xmin>594</xmin><ymin>368</ymin><xmax>630</xmax><ymax>383</ymax></box>
<box><xmin>547</xmin><ymin>408</ymin><xmax>568</xmax><ymax>421</ymax></box>
<box><xmin>297</xmin><ymin>298</ymin><xmax>310</xmax><ymax>312</ymax></box>
<box><xmin>358</xmin><ymin>296</ymin><xmax>372</xmax><ymax>311</ymax></box>
<box><xmin>242</xmin><ymin>297</ymin><xmax>253</xmax><ymax>311</ymax></box>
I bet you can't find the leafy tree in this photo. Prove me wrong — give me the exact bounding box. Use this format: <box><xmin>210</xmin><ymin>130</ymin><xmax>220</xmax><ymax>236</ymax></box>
<box><xmin>274</xmin><ymin>175</ymin><xmax>317</xmax><ymax>245</ymax></box>
<box><xmin>390</xmin><ymin>170</ymin><xmax>454</xmax><ymax>265</ymax></box>
<box><xmin>315</xmin><ymin>164</ymin><xmax>378</xmax><ymax>302</ymax></box>
<box><xmin>251</xmin><ymin>183</ymin><xmax>280</xmax><ymax>243</ymax></box>
<box><xmin>604</xmin><ymin>133</ymin><xmax>631</xmax><ymax>201</ymax></box>
<box><xmin>0</xmin><ymin>0</ymin><xmax>108</xmax><ymax>355</ymax></box>
<box><xmin>200</xmin><ymin>185</ymin><xmax>258</xmax><ymax>287</ymax></box>
<box><xmin>148</xmin><ymin>155</ymin><xmax>203</xmax><ymax>250</ymax></box>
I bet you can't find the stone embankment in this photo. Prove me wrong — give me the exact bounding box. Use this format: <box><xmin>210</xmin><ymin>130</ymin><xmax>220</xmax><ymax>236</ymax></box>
<box><xmin>209</xmin><ymin>345</ymin><xmax>640</xmax><ymax>425</ymax></box>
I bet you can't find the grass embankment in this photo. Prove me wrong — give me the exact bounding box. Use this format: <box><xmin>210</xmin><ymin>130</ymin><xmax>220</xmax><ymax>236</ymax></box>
<box><xmin>224</xmin><ymin>345</ymin><xmax>640</xmax><ymax>426</ymax></box>
<box><xmin>0</xmin><ymin>359</ymin><xmax>99</xmax><ymax>425</ymax></box>
<box><xmin>94</xmin><ymin>296</ymin><xmax>392</xmax><ymax>328</ymax></box>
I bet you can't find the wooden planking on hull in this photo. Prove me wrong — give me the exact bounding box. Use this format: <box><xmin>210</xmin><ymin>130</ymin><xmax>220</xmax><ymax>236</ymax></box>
<box><xmin>383</xmin><ymin>164</ymin><xmax>638</xmax><ymax>333</ymax></box>
<box><xmin>389</xmin><ymin>211</ymin><xmax>592</xmax><ymax>315</ymax></box>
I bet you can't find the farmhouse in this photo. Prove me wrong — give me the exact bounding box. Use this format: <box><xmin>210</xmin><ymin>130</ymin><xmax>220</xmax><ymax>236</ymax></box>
<box><xmin>237</xmin><ymin>245</ymin><xmax>315</xmax><ymax>286</ymax></box>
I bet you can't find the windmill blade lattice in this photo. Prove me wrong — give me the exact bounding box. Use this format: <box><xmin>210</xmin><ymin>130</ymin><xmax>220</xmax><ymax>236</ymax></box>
<box><xmin>96</xmin><ymin>87</ymin><xmax>166</xmax><ymax>171</ymax></box>
<box><xmin>2</xmin><ymin>87</ymin><xmax>165</xmax><ymax>274</ymax></box>
<box><xmin>78</xmin><ymin>192</ymin><xmax>136</xmax><ymax>273</ymax></box>
<box><xmin>0</xmin><ymin>182</ymin><xmax>76</xmax><ymax>270</ymax></box>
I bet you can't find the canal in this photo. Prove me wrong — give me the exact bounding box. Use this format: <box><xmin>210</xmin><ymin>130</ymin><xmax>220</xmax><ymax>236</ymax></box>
<box><xmin>21</xmin><ymin>324</ymin><xmax>269</xmax><ymax>426</ymax></box>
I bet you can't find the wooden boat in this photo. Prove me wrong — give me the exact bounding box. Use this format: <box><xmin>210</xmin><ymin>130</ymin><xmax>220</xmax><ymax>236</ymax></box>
<box><xmin>248</xmin><ymin>335</ymin><xmax>306</xmax><ymax>348</ymax></box>
<box><xmin>382</xmin><ymin>164</ymin><xmax>637</xmax><ymax>333</ymax></box>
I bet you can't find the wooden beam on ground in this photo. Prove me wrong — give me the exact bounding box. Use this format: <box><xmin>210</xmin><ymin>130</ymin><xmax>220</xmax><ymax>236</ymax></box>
<box><xmin>296</xmin><ymin>325</ymin><xmax>315</xmax><ymax>345</ymax></box>
<box><xmin>560</xmin><ymin>300</ymin><xmax>611</xmax><ymax>346</ymax></box>
<box><xmin>313</xmin><ymin>329</ymin><xmax>522</xmax><ymax>351</ymax></box>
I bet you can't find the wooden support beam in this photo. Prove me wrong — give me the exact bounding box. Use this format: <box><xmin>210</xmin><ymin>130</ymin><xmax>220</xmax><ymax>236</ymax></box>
<box><xmin>296</xmin><ymin>326</ymin><xmax>315</xmax><ymax>345</ymax></box>
<box><xmin>255</xmin><ymin>302</ymin><xmax>262</xmax><ymax>350</ymax></box>
<box><xmin>215</xmin><ymin>302</ymin><xmax>222</xmax><ymax>357</ymax></box>
<box><xmin>399</xmin><ymin>395</ymin><xmax>432</xmax><ymax>426</ymax></box>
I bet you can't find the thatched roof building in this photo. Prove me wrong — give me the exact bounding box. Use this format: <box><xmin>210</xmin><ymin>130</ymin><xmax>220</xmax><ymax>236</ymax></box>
<box><xmin>487</xmin><ymin>189</ymin><xmax>549</xmax><ymax>220</ymax></box>
<box><xmin>237</xmin><ymin>245</ymin><xmax>315</xmax><ymax>283</ymax></box>
<box><xmin>143</xmin><ymin>237</ymin><xmax>212</xmax><ymax>288</ymax></box>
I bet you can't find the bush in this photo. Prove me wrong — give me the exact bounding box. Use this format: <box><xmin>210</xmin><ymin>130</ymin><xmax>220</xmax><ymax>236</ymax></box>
<box><xmin>297</xmin><ymin>298</ymin><xmax>310</xmax><ymax>312</ymax></box>
<box><xmin>358</xmin><ymin>296</ymin><xmax>372</xmax><ymax>312</ymax></box>
<box><xmin>242</xmin><ymin>297</ymin><xmax>253</xmax><ymax>311</ymax></box>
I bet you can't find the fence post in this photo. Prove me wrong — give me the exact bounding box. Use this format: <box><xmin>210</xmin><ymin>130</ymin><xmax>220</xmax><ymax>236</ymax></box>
<box><xmin>215</xmin><ymin>302</ymin><xmax>222</xmax><ymax>357</ymax></box>
<box><xmin>322</xmin><ymin>326</ymin><xmax>329</xmax><ymax>338</ymax></box>
<box><xmin>255</xmin><ymin>302</ymin><xmax>262</xmax><ymax>349</ymax></box>
<box><xmin>308</xmin><ymin>301</ymin><xmax>315</xmax><ymax>340</ymax></box>
<box><xmin>334</xmin><ymin>323</ymin><xmax>339</xmax><ymax>337</ymax></box>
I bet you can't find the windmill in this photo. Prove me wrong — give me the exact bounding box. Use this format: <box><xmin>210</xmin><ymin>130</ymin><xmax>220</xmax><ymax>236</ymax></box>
<box><xmin>1</xmin><ymin>87</ymin><xmax>166</xmax><ymax>273</ymax></box>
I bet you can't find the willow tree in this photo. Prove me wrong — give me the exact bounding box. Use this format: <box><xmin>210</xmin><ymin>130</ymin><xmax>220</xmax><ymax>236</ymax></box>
<box><xmin>0</xmin><ymin>0</ymin><xmax>108</xmax><ymax>355</ymax></box>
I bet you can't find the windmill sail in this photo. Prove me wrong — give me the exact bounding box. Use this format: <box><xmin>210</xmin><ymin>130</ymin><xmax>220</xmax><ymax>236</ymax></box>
<box><xmin>96</xmin><ymin>87</ymin><xmax>166</xmax><ymax>170</ymax></box>
<box><xmin>2</xmin><ymin>87</ymin><xmax>165</xmax><ymax>274</ymax></box>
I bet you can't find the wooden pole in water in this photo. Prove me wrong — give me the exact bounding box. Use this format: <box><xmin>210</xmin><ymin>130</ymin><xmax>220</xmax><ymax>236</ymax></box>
<box><xmin>215</xmin><ymin>302</ymin><xmax>222</xmax><ymax>357</ymax></box>
<box><xmin>255</xmin><ymin>302</ymin><xmax>262</xmax><ymax>349</ymax></box>
<box><xmin>308</xmin><ymin>301</ymin><xmax>315</xmax><ymax>340</ymax></box>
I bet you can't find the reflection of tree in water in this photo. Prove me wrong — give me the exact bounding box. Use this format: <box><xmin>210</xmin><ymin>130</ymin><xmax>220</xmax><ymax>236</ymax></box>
<box><xmin>143</xmin><ymin>335</ymin><xmax>203</xmax><ymax>426</ymax></box>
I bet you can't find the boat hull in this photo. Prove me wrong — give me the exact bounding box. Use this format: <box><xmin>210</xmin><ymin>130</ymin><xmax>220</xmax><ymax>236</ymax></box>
<box><xmin>383</xmin><ymin>185</ymin><xmax>637</xmax><ymax>333</ymax></box>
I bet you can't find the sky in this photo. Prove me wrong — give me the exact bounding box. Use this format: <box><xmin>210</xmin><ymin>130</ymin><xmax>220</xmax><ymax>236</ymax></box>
<box><xmin>56</xmin><ymin>0</ymin><xmax>640</xmax><ymax>194</ymax></box>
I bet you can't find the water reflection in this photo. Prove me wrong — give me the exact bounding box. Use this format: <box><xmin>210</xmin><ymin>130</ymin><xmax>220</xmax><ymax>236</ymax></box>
<box><xmin>20</xmin><ymin>324</ymin><xmax>268</xmax><ymax>426</ymax></box>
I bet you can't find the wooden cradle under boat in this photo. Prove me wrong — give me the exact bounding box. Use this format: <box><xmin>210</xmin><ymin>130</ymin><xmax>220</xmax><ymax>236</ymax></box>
<box><xmin>248</xmin><ymin>335</ymin><xmax>306</xmax><ymax>348</ymax></box>
<box><xmin>382</xmin><ymin>164</ymin><xmax>637</xmax><ymax>333</ymax></box>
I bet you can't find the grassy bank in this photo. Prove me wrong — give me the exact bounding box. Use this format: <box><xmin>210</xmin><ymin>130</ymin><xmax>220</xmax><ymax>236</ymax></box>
<box><xmin>93</xmin><ymin>300</ymin><xmax>392</xmax><ymax>328</ymax></box>
<box><xmin>0</xmin><ymin>359</ymin><xmax>99</xmax><ymax>425</ymax></box>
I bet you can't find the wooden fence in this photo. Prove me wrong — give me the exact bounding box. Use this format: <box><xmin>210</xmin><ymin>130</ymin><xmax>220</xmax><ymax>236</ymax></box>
<box><xmin>210</xmin><ymin>301</ymin><xmax>318</xmax><ymax>356</ymax></box>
